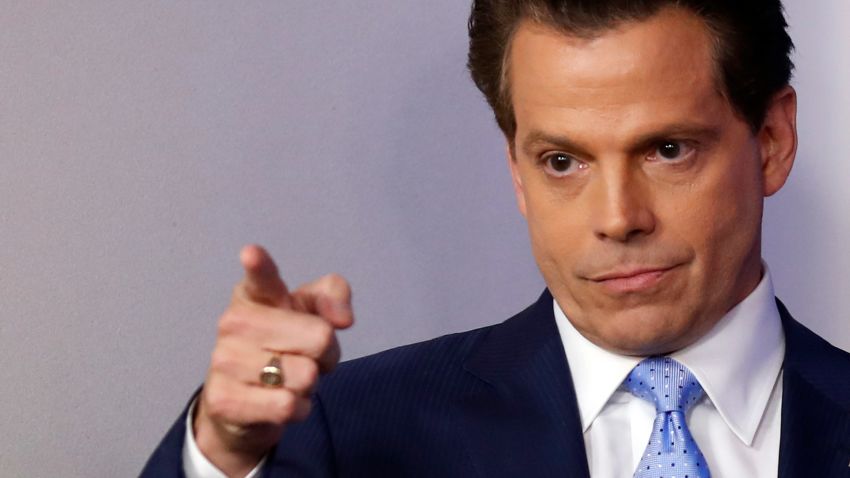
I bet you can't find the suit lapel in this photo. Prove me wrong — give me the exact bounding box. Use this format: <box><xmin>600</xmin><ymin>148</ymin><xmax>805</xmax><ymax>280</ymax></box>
<box><xmin>777</xmin><ymin>300</ymin><xmax>850</xmax><ymax>478</ymax></box>
<box><xmin>453</xmin><ymin>295</ymin><xmax>850</xmax><ymax>477</ymax></box>
<box><xmin>458</xmin><ymin>290</ymin><xmax>590</xmax><ymax>478</ymax></box>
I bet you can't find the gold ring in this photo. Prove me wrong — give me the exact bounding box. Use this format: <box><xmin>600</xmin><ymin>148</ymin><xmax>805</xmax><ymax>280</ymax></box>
<box><xmin>260</xmin><ymin>355</ymin><xmax>284</xmax><ymax>387</ymax></box>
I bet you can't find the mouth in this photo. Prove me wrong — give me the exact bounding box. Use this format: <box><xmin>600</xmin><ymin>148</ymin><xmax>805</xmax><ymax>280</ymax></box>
<box><xmin>588</xmin><ymin>265</ymin><xmax>680</xmax><ymax>294</ymax></box>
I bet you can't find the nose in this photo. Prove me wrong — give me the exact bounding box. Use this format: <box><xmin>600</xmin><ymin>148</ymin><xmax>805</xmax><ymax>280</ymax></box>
<box><xmin>590</xmin><ymin>166</ymin><xmax>656</xmax><ymax>242</ymax></box>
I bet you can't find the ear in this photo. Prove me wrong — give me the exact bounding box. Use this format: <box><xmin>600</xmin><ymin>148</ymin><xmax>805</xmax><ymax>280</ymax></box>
<box><xmin>758</xmin><ymin>86</ymin><xmax>798</xmax><ymax>197</ymax></box>
<box><xmin>507</xmin><ymin>142</ymin><xmax>528</xmax><ymax>217</ymax></box>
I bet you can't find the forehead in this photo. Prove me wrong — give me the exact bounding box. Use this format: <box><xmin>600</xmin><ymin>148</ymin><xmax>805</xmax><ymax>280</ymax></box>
<box><xmin>508</xmin><ymin>7</ymin><xmax>730</xmax><ymax>142</ymax></box>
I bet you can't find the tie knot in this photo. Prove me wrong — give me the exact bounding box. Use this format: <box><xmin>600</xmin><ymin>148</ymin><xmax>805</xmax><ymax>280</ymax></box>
<box><xmin>624</xmin><ymin>357</ymin><xmax>704</xmax><ymax>413</ymax></box>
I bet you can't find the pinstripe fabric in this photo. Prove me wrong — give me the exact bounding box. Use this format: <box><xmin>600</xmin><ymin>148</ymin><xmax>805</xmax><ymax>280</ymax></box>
<box><xmin>269</xmin><ymin>290</ymin><xmax>588</xmax><ymax>477</ymax></box>
<box><xmin>141</xmin><ymin>293</ymin><xmax>850</xmax><ymax>478</ymax></box>
<box><xmin>775</xmin><ymin>301</ymin><xmax>850</xmax><ymax>478</ymax></box>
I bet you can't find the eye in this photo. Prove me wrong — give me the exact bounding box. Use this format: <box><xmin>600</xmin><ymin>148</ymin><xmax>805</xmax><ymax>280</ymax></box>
<box><xmin>542</xmin><ymin>152</ymin><xmax>587</xmax><ymax>177</ymax></box>
<box><xmin>648</xmin><ymin>141</ymin><xmax>695</xmax><ymax>162</ymax></box>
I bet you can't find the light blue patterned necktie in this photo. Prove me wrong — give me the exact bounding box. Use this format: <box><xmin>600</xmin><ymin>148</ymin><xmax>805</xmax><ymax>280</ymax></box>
<box><xmin>624</xmin><ymin>357</ymin><xmax>711</xmax><ymax>478</ymax></box>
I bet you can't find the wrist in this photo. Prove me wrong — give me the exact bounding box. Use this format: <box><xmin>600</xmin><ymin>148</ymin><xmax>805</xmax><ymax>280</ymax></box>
<box><xmin>193</xmin><ymin>401</ymin><xmax>266</xmax><ymax>477</ymax></box>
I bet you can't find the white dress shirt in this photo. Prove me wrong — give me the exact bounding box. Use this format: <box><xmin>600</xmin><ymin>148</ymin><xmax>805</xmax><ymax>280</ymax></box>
<box><xmin>185</xmin><ymin>269</ymin><xmax>785</xmax><ymax>478</ymax></box>
<box><xmin>183</xmin><ymin>400</ymin><xmax>264</xmax><ymax>478</ymax></box>
<box><xmin>554</xmin><ymin>269</ymin><xmax>785</xmax><ymax>477</ymax></box>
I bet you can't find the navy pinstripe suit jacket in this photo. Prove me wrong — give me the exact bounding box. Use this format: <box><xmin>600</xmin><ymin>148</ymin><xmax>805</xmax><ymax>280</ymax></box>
<box><xmin>143</xmin><ymin>290</ymin><xmax>850</xmax><ymax>477</ymax></box>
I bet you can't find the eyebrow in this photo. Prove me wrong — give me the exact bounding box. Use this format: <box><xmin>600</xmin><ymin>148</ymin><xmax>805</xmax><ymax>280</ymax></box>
<box><xmin>520</xmin><ymin>123</ymin><xmax>723</xmax><ymax>159</ymax></box>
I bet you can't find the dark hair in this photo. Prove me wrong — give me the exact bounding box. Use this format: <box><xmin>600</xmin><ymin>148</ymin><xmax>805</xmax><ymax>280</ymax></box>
<box><xmin>467</xmin><ymin>0</ymin><xmax>794</xmax><ymax>139</ymax></box>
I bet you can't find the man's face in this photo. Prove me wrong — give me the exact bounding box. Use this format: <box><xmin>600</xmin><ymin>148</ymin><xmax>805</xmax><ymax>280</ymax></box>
<box><xmin>507</xmin><ymin>7</ymin><xmax>796</xmax><ymax>355</ymax></box>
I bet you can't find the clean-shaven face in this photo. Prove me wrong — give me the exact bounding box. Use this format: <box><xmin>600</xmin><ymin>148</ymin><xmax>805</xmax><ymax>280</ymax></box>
<box><xmin>506</xmin><ymin>7</ymin><xmax>796</xmax><ymax>355</ymax></box>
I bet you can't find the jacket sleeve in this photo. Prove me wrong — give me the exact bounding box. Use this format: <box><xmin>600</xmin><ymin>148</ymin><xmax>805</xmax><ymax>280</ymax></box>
<box><xmin>140</xmin><ymin>389</ymin><xmax>336</xmax><ymax>478</ymax></box>
<box><xmin>140</xmin><ymin>389</ymin><xmax>201</xmax><ymax>478</ymax></box>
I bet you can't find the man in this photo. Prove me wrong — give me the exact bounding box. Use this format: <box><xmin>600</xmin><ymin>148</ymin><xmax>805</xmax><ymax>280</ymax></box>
<box><xmin>143</xmin><ymin>0</ymin><xmax>850</xmax><ymax>477</ymax></box>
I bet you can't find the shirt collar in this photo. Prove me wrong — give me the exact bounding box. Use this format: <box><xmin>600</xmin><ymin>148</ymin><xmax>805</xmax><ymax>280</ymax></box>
<box><xmin>553</xmin><ymin>266</ymin><xmax>785</xmax><ymax>445</ymax></box>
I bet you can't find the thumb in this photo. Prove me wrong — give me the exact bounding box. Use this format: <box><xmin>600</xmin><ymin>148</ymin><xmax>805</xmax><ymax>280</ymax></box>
<box><xmin>292</xmin><ymin>273</ymin><xmax>354</xmax><ymax>329</ymax></box>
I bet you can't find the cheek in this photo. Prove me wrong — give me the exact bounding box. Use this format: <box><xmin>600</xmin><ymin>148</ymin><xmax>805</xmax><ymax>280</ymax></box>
<box><xmin>673</xmin><ymin>151</ymin><xmax>763</xmax><ymax>272</ymax></box>
<box><xmin>523</xmin><ymin>185</ymin><xmax>587</xmax><ymax>285</ymax></box>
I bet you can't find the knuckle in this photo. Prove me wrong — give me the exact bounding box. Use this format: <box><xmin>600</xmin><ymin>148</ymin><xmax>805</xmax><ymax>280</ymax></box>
<box><xmin>209</xmin><ymin>347</ymin><xmax>236</xmax><ymax>374</ymax></box>
<box><xmin>290</xmin><ymin>359</ymin><xmax>319</xmax><ymax>392</ymax></box>
<box><xmin>217</xmin><ymin>310</ymin><xmax>245</xmax><ymax>337</ymax></box>
<box><xmin>323</xmin><ymin>273</ymin><xmax>351</xmax><ymax>298</ymax></box>
<box><xmin>272</xmin><ymin>392</ymin><xmax>296</xmax><ymax>422</ymax></box>
<box><xmin>309</xmin><ymin>321</ymin><xmax>335</xmax><ymax>353</ymax></box>
<box><xmin>302</xmin><ymin>360</ymin><xmax>320</xmax><ymax>385</ymax></box>
<box><xmin>204</xmin><ymin>389</ymin><xmax>233</xmax><ymax>420</ymax></box>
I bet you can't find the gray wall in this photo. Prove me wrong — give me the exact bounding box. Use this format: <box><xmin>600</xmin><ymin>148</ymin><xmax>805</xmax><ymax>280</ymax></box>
<box><xmin>0</xmin><ymin>1</ymin><xmax>846</xmax><ymax>476</ymax></box>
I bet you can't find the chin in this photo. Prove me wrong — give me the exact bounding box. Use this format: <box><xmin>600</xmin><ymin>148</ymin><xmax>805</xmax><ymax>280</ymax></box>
<box><xmin>584</xmin><ymin>304</ymin><xmax>703</xmax><ymax>356</ymax></box>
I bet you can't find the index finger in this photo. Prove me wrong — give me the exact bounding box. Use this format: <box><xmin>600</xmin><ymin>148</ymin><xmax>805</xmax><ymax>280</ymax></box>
<box><xmin>236</xmin><ymin>244</ymin><xmax>291</xmax><ymax>308</ymax></box>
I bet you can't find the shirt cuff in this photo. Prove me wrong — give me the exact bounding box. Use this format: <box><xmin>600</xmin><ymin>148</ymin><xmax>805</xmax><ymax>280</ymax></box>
<box><xmin>182</xmin><ymin>397</ymin><xmax>266</xmax><ymax>478</ymax></box>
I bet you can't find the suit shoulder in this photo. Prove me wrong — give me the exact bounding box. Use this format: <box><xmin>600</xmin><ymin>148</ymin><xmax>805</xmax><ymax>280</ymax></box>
<box><xmin>321</xmin><ymin>294</ymin><xmax>550</xmax><ymax>388</ymax></box>
<box><xmin>782</xmin><ymin>308</ymin><xmax>850</xmax><ymax>408</ymax></box>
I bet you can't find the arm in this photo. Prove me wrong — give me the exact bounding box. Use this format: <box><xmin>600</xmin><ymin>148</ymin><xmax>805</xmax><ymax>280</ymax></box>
<box><xmin>141</xmin><ymin>390</ymin><xmax>337</xmax><ymax>478</ymax></box>
<box><xmin>142</xmin><ymin>245</ymin><xmax>352</xmax><ymax>477</ymax></box>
